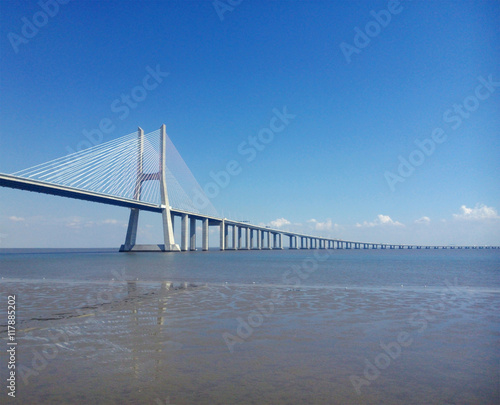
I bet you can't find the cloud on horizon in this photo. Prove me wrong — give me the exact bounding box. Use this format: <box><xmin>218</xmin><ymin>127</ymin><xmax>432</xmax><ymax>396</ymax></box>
<box><xmin>8</xmin><ymin>216</ymin><xmax>25</xmax><ymax>222</ymax></box>
<box><xmin>415</xmin><ymin>216</ymin><xmax>431</xmax><ymax>224</ymax></box>
<box><xmin>307</xmin><ymin>218</ymin><xmax>336</xmax><ymax>231</ymax></box>
<box><xmin>452</xmin><ymin>204</ymin><xmax>499</xmax><ymax>221</ymax></box>
<box><xmin>64</xmin><ymin>217</ymin><xmax>125</xmax><ymax>229</ymax></box>
<box><xmin>356</xmin><ymin>214</ymin><xmax>403</xmax><ymax>228</ymax></box>
<box><xmin>269</xmin><ymin>217</ymin><xmax>291</xmax><ymax>228</ymax></box>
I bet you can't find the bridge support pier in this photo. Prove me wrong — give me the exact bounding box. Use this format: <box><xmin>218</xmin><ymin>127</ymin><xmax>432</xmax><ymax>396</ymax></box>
<box><xmin>238</xmin><ymin>227</ymin><xmax>243</xmax><ymax>249</ymax></box>
<box><xmin>190</xmin><ymin>217</ymin><xmax>196</xmax><ymax>251</ymax></box>
<box><xmin>220</xmin><ymin>220</ymin><xmax>225</xmax><ymax>251</ymax></box>
<box><xmin>224</xmin><ymin>224</ymin><xmax>229</xmax><ymax>249</ymax></box>
<box><xmin>181</xmin><ymin>214</ymin><xmax>189</xmax><ymax>251</ymax></box>
<box><xmin>203</xmin><ymin>218</ymin><xmax>209</xmax><ymax>251</ymax></box>
<box><xmin>122</xmin><ymin>208</ymin><xmax>140</xmax><ymax>251</ymax></box>
<box><xmin>233</xmin><ymin>225</ymin><xmax>238</xmax><ymax>250</ymax></box>
<box><xmin>278</xmin><ymin>233</ymin><xmax>283</xmax><ymax>249</ymax></box>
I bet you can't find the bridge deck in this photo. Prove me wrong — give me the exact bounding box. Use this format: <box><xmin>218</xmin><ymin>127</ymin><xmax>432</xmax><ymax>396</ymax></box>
<box><xmin>1</xmin><ymin>173</ymin><xmax>497</xmax><ymax>250</ymax></box>
<box><xmin>0</xmin><ymin>174</ymin><xmax>162</xmax><ymax>213</ymax></box>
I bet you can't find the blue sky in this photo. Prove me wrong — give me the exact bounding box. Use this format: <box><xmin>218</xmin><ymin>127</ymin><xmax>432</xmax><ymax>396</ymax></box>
<box><xmin>1</xmin><ymin>0</ymin><xmax>499</xmax><ymax>247</ymax></box>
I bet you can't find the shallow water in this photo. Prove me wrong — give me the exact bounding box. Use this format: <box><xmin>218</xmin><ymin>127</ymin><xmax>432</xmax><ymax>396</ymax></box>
<box><xmin>0</xmin><ymin>249</ymin><xmax>499</xmax><ymax>404</ymax></box>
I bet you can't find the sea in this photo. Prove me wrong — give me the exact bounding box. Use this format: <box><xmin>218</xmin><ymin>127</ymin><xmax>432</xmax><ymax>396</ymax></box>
<box><xmin>0</xmin><ymin>248</ymin><xmax>498</xmax><ymax>404</ymax></box>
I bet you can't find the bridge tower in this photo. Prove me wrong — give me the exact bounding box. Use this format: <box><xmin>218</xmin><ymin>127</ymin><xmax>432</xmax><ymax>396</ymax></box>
<box><xmin>120</xmin><ymin>125</ymin><xmax>180</xmax><ymax>252</ymax></box>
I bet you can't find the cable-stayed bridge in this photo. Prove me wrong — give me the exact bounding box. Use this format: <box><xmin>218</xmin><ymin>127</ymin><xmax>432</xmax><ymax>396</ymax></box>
<box><xmin>0</xmin><ymin>126</ymin><xmax>497</xmax><ymax>251</ymax></box>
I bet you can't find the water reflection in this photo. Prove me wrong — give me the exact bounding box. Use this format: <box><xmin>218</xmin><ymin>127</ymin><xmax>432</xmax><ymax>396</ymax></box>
<box><xmin>2</xmin><ymin>273</ymin><xmax>497</xmax><ymax>404</ymax></box>
<box><xmin>123</xmin><ymin>280</ymin><xmax>199</xmax><ymax>381</ymax></box>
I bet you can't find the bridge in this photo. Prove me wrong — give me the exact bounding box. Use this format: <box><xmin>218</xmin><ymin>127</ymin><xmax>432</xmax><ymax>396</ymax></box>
<box><xmin>0</xmin><ymin>125</ymin><xmax>497</xmax><ymax>252</ymax></box>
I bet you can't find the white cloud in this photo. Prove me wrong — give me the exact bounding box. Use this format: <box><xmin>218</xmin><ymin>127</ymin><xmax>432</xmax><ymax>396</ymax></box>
<box><xmin>8</xmin><ymin>216</ymin><xmax>25</xmax><ymax>222</ymax></box>
<box><xmin>270</xmin><ymin>218</ymin><xmax>291</xmax><ymax>228</ymax></box>
<box><xmin>307</xmin><ymin>218</ymin><xmax>335</xmax><ymax>231</ymax></box>
<box><xmin>65</xmin><ymin>217</ymin><xmax>83</xmax><ymax>229</ymax></box>
<box><xmin>61</xmin><ymin>218</ymin><xmax>124</xmax><ymax>229</ymax></box>
<box><xmin>415</xmin><ymin>216</ymin><xmax>431</xmax><ymax>224</ymax></box>
<box><xmin>356</xmin><ymin>214</ymin><xmax>403</xmax><ymax>228</ymax></box>
<box><xmin>453</xmin><ymin>204</ymin><xmax>499</xmax><ymax>221</ymax></box>
<box><xmin>102</xmin><ymin>219</ymin><xmax>120</xmax><ymax>225</ymax></box>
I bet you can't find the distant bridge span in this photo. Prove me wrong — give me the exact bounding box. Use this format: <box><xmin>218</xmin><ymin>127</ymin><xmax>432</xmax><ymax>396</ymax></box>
<box><xmin>1</xmin><ymin>173</ymin><xmax>497</xmax><ymax>251</ymax></box>
<box><xmin>1</xmin><ymin>126</ymin><xmax>498</xmax><ymax>252</ymax></box>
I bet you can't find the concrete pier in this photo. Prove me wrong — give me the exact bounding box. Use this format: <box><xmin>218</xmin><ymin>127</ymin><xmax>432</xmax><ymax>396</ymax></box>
<box><xmin>225</xmin><ymin>224</ymin><xmax>230</xmax><ymax>250</ymax></box>
<box><xmin>232</xmin><ymin>225</ymin><xmax>237</xmax><ymax>250</ymax></box>
<box><xmin>202</xmin><ymin>218</ymin><xmax>209</xmax><ymax>251</ymax></box>
<box><xmin>190</xmin><ymin>217</ymin><xmax>196</xmax><ymax>251</ymax></box>
<box><xmin>238</xmin><ymin>226</ymin><xmax>243</xmax><ymax>250</ymax></box>
<box><xmin>181</xmin><ymin>213</ymin><xmax>188</xmax><ymax>251</ymax></box>
<box><xmin>220</xmin><ymin>220</ymin><xmax>225</xmax><ymax>251</ymax></box>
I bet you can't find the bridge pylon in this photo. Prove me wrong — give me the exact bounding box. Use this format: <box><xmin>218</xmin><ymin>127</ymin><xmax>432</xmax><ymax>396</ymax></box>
<box><xmin>120</xmin><ymin>125</ymin><xmax>180</xmax><ymax>252</ymax></box>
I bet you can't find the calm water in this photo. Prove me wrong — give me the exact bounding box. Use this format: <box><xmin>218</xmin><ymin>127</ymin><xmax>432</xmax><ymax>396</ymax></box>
<box><xmin>0</xmin><ymin>249</ymin><xmax>499</xmax><ymax>404</ymax></box>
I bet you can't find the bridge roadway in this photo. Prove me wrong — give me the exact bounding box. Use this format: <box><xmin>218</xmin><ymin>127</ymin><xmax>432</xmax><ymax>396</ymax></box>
<box><xmin>1</xmin><ymin>173</ymin><xmax>498</xmax><ymax>252</ymax></box>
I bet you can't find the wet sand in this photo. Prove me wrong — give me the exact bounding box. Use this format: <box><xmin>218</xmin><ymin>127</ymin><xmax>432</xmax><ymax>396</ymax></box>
<box><xmin>1</xmin><ymin>278</ymin><xmax>498</xmax><ymax>404</ymax></box>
